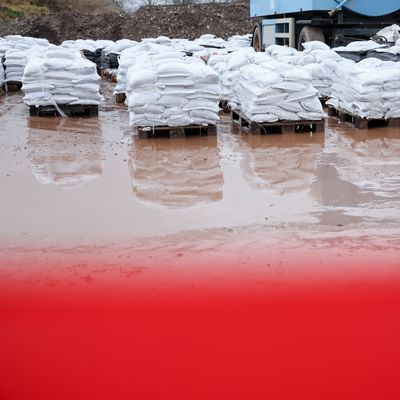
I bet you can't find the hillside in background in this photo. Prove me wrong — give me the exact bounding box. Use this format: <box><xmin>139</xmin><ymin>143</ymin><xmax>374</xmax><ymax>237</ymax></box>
<box><xmin>0</xmin><ymin>1</ymin><xmax>47</xmax><ymax>24</ymax></box>
<box><xmin>0</xmin><ymin>2</ymin><xmax>256</xmax><ymax>43</ymax></box>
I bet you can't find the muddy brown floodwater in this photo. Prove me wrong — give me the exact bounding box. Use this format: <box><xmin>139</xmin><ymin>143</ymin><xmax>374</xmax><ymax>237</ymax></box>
<box><xmin>1</xmin><ymin>81</ymin><xmax>400</xmax><ymax>289</ymax></box>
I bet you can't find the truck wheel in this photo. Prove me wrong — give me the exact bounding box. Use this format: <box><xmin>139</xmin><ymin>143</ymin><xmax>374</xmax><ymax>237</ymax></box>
<box><xmin>297</xmin><ymin>26</ymin><xmax>325</xmax><ymax>51</ymax></box>
<box><xmin>252</xmin><ymin>25</ymin><xmax>262</xmax><ymax>52</ymax></box>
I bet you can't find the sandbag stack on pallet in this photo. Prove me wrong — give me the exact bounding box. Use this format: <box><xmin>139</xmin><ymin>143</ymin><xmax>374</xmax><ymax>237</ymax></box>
<box><xmin>114</xmin><ymin>42</ymin><xmax>150</xmax><ymax>99</ymax></box>
<box><xmin>1</xmin><ymin>36</ymin><xmax>49</xmax><ymax>90</ymax></box>
<box><xmin>100</xmin><ymin>40</ymin><xmax>135</xmax><ymax>82</ymax></box>
<box><xmin>208</xmin><ymin>48</ymin><xmax>255</xmax><ymax>111</ymax></box>
<box><xmin>231</xmin><ymin>58</ymin><xmax>326</xmax><ymax>134</ymax></box>
<box><xmin>265</xmin><ymin>42</ymin><xmax>348</xmax><ymax>99</ymax></box>
<box><xmin>0</xmin><ymin>58</ymin><xmax>4</xmax><ymax>90</ymax></box>
<box><xmin>126</xmin><ymin>50</ymin><xmax>220</xmax><ymax>137</ymax></box>
<box><xmin>326</xmin><ymin>58</ymin><xmax>400</xmax><ymax>127</ymax></box>
<box><xmin>62</xmin><ymin>39</ymin><xmax>112</xmax><ymax>71</ymax></box>
<box><xmin>226</xmin><ymin>35</ymin><xmax>252</xmax><ymax>51</ymax></box>
<box><xmin>22</xmin><ymin>47</ymin><xmax>102</xmax><ymax>117</ymax></box>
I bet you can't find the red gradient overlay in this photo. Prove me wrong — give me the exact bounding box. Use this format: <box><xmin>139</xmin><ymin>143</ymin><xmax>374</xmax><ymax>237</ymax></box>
<box><xmin>1</xmin><ymin>252</ymin><xmax>400</xmax><ymax>400</ymax></box>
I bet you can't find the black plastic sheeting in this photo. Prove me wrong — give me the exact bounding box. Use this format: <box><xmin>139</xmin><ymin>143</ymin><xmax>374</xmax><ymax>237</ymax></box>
<box><xmin>336</xmin><ymin>50</ymin><xmax>400</xmax><ymax>63</ymax></box>
<box><xmin>100</xmin><ymin>50</ymin><xmax>119</xmax><ymax>70</ymax></box>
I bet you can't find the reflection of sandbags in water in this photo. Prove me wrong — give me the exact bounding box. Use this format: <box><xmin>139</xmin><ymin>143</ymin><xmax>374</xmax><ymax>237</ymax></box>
<box><xmin>330</xmin><ymin>129</ymin><xmax>400</xmax><ymax>199</ymax></box>
<box><xmin>27</xmin><ymin>118</ymin><xmax>104</xmax><ymax>189</ymax></box>
<box><xmin>238</xmin><ymin>134</ymin><xmax>324</xmax><ymax>194</ymax></box>
<box><xmin>311</xmin><ymin>164</ymin><xmax>373</xmax><ymax>207</ymax></box>
<box><xmin>129</xmin><ymin>136</ymin><xmax>223</xmax><ymax>208</ymax></box>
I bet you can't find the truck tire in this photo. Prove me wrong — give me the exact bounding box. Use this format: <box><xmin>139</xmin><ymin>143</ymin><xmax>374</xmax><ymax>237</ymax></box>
<box><xmin>252</xmin><ymin>25</ymin><xmax>262</xmax><ymax>52</ymax></box>
<box><xmin>297</xmin><ymin>26</ymin><xmax>325</xmax><ymax>51</ymax></box>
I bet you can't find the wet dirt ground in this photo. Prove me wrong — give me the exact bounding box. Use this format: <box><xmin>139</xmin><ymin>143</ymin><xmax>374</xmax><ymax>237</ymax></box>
<box><xmin>1</xmin><ymin>80</ymin><xmax>400</xmax><ymax>289</ymax></box>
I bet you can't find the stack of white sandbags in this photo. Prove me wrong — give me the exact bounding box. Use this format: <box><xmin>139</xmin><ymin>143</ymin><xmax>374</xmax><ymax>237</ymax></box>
<box><xmin>264</xmin><ymin>42</ymin><xmax>346</xmax><ymax>98</ymax></box>
<box><xmin>115</xmin><ymin>42</ymin><xmax>165</xmax><ymax>95</ymax></box>
<box><xmin>100</xmin><ymin>39</ymin><xmax>135</xmax><ymax>71</ymax></box>
<box><xmin>0</xmin><ymin>37</ymin><xmax>10</xmax><ymax>61</ymax></box>
<box><xmin>234</xmin><ymin>60</ymin><xmax>325</xmax><ymax>122</ymax></box>
<box><xmin>195</xmin><ymin>34</ymin><xmax>226</xmax><ymax>49</ymax></box>
<box><xmin>101</xmin><ymin>39</ymin><xmax>135</xmax><ymax>58</ymax></box>
<box><xmin>333</xmin><ymin>40</ymin><xmax>387</xmax><ymax>53</ymax></box>
<box><xmin>126</xmin><ymin>52</ymin><xmax>220</xmax><ymax>128</ymax></box>
<box><xmin>4</xmin><ymin>49</ymin><xmax>30</xmax><ymax>83</ymax></box>
<box><xmin>22</xmin><ymin>47</ymin><xmax>102</xmax><ymax>107</ymax></box>
<box><xmin>2</xmin><ymin>36</ymin><xmax>49</xmax><ymax>83</ymax></box>
<box><xmin>264</xmin><ymin>44</ymin><xmax>299</xmax><ymax>63</ymax></box>
<box><xmin>226</xmin><ymin>35</ymin><xmax>252</xmax><ymax>51</ymax></box>
<box><xmin>142</xmin><ymin>36</ymin><xmax>175</xmax><ymax>46</ymax></box>
<box><xmin>61</xmin><ymin>39</ymin><xmax>97</xmax><ymax>52</ymax></box>
<box><xmin>208</xmin><ymin>48</ymin><xmax>255</xmax><ymax>107</ymax></box>
<box><xmin>0</xmin><ymin>61</ymin><xmax>4</xmax><ymax>87</ymax></box>
<box><xmin>327</xmin><ymin>58</ymin><xmax>400</xmax><ymax>119</ymax></box>
<box><xmin>297</xmin><ymin>42</ymin><xmax>347</xmax><ymax>98</ymax></box>
<box><xmin>115</xmin><ymin>42</ymin><xmax>187</xmax><ymax>95</ymax></box>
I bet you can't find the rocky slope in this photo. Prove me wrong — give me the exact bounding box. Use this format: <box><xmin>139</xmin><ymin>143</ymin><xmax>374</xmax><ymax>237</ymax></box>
<box><xmin>0</xmin><ymin>2</ymin><xmax>257</xmax><ymax>44</ymax></box>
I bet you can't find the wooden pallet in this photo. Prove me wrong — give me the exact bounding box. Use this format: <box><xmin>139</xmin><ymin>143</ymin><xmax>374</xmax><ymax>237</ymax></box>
<box><xmin>115</xmin><ymin>93</ymin><xmax>126</xmax><ymax>104</ymax></box>
<box><xmin>219</xmin><ymin>100</ymin><xmax>230</xmax><ymax>113</ymax></box>
<box><xmin>328</xmin><ymin>106</ymin><xmax>400</xmax><ymax>129</ymax></box>
<box><xmin>231</xmin><ymin>109</ymin><xmax>325</xmax><ymax>135</ymax></box>
<box><xmin>319</xmin><ymin>96</ymin><xmax>330</xmax><ymax>106</ymax></box>
<box><xmin>29</xmin><ymin>104</ymin><xmax>99</xmax><ymax>117</ymax></box>
<box><xmin>101</xmin><ymin>69</ymin><xmax>118</xmax><ymax>83</ymax></box>
<box><xmin>136</xmin><ymin>124</ymin><xmax>217</xmax><ymax>138</ymax></box>
<box><xmin>2</xmin><ymin>81</ymin><xmax>22</xmax><ymax>92</ymax></box>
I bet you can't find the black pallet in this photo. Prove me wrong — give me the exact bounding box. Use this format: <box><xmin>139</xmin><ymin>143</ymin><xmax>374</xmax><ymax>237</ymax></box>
<box><xmin>29</xmin><ymin>104</ymin><xmax>99</xmax><ymax>117</ymax></box>
<box><xmin>136</xmin><ymin>124</ymin><xmax>217</xmax><ymax>138</ymax></box>
<box><xmin>327</xmin><ymin>106</ymin><xmax>400</xmax><ymax>129</ymax></box>
<box><xmin>231</xmin><ymin>109</ymin><xmax>325</xmax><ymax>135</ymax></box>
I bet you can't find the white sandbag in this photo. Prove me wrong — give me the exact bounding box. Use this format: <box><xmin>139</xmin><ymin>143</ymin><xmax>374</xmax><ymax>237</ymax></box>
<box><xmin>302</xmin><ymin>41</ymin><xmax>330</xmax><ymax>51</ymax></box>
<box><xmin>22</xmin><ymin>47</ymin><xmax>103</xmax><ymax>108</ymax></box>
<box><xmin>125</xmin><ymin>49</ymin><xmax>221</xmax><ymax>128</ymax></box>
<box><xmin>327</xmin><ymin>57</ymin><xmax>400</xmax><ymax>119</ymax></box>
<box><xmin>233</xmin><ymin>61</ymin><xmax>325</xmax><ymax>123</ymax></box>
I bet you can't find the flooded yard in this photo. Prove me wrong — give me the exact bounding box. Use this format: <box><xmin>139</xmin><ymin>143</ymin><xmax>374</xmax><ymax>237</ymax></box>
<box><xmin>1</xmin><ymin>81</ymin><xmax>400</xmax><ymax>290</ymax></box>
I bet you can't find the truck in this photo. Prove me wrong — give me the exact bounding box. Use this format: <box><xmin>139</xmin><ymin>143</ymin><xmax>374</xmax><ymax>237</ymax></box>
<box><xmin>251</xmin><ymin>0</ymin><xmax>400</xmax><ymax>51</ymax></box>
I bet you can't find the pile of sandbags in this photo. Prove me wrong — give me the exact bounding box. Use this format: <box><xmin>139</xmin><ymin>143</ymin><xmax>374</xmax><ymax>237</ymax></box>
<box><xmin>2</xmin><ymin>36</ymin><xmax>49</xmax><ymax>83</ymax></box>
<box><xmin>0</xmin><ymin>61</ymin><xmax>4</xmax><ymax>87</ymax></box>
<box><xmin>296</xmin><ymin>43</ymin><xmax>347</xmax><ymax>98</ymax></box>
<box><xmin>126</xmin><ymin>52</ymin><xmax>220</xmax><ymax>128</ymax></box>
<box><xmin>62</xmin><ymin>39</ymin><xmax>119</xmax><ymax>69</ymax></box>
<box><xmin>226</xmin><ymin>35</ymin><xmax>252</xmax><ymax>51</ymax></box>
<box><xmin>22</xmin><ymin>47</ymin><xmax>102</xmax><ymax>107</ymax></box>
<box><xmin>208</xmin><ymin>48</ymin><xmax>255</xmax><ymax>107</ymax></box>
<box><xmin>115</xmin><ymin>43</ymin><xmax>158</xmax><ymax>95</ymax></box>
<box><xmin>234</xmin><ymin>59</ymin><xmax>325</xmax><ymax>122</ymax></box>
<box><xmin>265</xmin><ymin>42</ymin><xmax>346</xmax><ymax>98</ymax></box>
<box><xmin>195</xmin><ymin>34</ymin><xmax>226</xmax><ymax>49</ymax></box>
<box><xmin>130</xmin><ymin>139</ymin><xmax>223</xmax><ymax>208</ymax></box>
<box><xmin>327</xmin><ymin>58</ymin><xmax>400</xmax><ymax>119</ymax></box>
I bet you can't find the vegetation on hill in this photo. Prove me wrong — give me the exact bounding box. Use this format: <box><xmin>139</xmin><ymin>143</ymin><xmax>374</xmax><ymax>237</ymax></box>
<box><xmin>0</xmin><ymin>1</ymin><xmax>48</xmax><ymax>24</ymax></box>
<box><xmin>0</xmin><ymin>0</ymin><xmax>118</xmax><ymax>25</ymax></box>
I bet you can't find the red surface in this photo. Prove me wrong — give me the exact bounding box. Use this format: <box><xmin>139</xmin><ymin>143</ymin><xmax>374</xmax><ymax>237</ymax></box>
<box><xmin>1</xmin><ymin>265</ymin><xmax>400</xmax><ymax>400</ymax></box>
